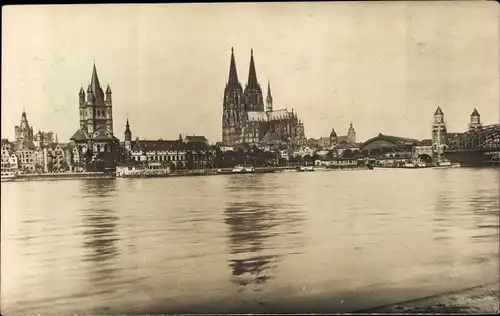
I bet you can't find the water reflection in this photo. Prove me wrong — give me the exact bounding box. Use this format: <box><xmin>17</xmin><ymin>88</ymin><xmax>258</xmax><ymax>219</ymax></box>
<box><xmin>224</xmin><ymin>175</ymin><xmax>305</xmax><ymax>291</ymax></box>
<box><xmin>467</xmin><ymin>171</ymin><xmax>499</xmax><ymax>245</ymax></box>
<box><xmin>79</xmin><ymin>179</ymin><xmax>120</xmax><ymax>283</ymax></box>
<box><xmin>225</xmin><ymin>201</ymin><xmax>280</xmax><ymax>288</ymax></box>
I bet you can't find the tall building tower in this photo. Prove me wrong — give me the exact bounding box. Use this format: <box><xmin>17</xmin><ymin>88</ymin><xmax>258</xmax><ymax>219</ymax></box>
<box><xmin>469</xmin><ymin>108</ymin><xmax>482</xmax><ymax>130</ymax></box>
<box><xmin>296</xmin><ymin>120</ymin><xmax>306</xmax><ymax>146</ymax></box>
<box><xmin>222</xmin><ymin>47</ymin><xmax>244</xmax><ymax>145</ymax></box>
<box><xmin>432</xmin><ymin>106</ymin><xmax>447</xmax><ymax>147</ymax></box>
<box><xmin>79</xmin><ymin>63</ymin><xmax>114</xmax><ymax>136</ymax></box>
<box><xmin>266</xmin><ymin>80</ymin><xmax>273</xmax><ymax>112</ymax></box>
<box><xmin>243</xmin><ymin>49</ymin><xmax>264</xmax><ymax>112</ymax></box>
<box><xmin>347</xmin><ymin>122</ymin><xmax>356</xmax><ymax>143</ymax></box>
<box><xmin>124</xmin><ymin>118</ymin><xmax>132</xmax><ymax>152</ymax></box>
<box><xmin>329</xmin><ymin>128</ymin><xmax>338</xmax><ymax>146</ymax></box>
<box><xmin>14</xmin><ymin>111</ymin><xmax>34</xmax><ymax>142</ymax></box>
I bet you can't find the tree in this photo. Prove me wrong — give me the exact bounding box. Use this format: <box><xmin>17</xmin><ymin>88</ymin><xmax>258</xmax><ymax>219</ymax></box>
<box><xmin>342</xmin><ymin>149</ymin><xmax>353</xmax><ymax>158</ymax></box>
<box><xmin>34</xmin><ymin>163</ymin><xmax>43</xmax><ymax>172</ymax></box>
<box><xmin>47</xmin><ymin>161</ymin><xmax>54</xmax><ymax>173</ymax></box>
<box><xmin>60</xmin><ymin>160</ymin><xmax>69</xmax><ymax>171</ymax></box>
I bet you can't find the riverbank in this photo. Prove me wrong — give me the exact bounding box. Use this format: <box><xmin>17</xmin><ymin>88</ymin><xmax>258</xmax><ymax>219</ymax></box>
<box><xmin>11</xmin><ymin>172</ymin><xmax>114</xmax><ymax>182</ymax></box>
<box><xmin>361</xmin><ymin>284</ymin><xmax>499</xmax><ymax>314</ymax></box>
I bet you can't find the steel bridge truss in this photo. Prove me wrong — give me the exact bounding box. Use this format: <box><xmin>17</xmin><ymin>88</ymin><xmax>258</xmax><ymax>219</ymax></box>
<box><xmin>447</xmin><ymin>124</ymin><xmax>500</xmax><ymax>151</ymax></box>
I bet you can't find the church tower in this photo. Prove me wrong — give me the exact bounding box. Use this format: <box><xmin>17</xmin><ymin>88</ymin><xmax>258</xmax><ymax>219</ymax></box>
<box><xmin>432</xmin><ymin>106</ymin><xmax>447</xmax><ymax>148</ymax></box>
<box><xmin>347</xmin><ymin>122</ymin><xmax>356</xmax><ymax>143</ymax></box>
<box><xmin>469</xmin><ymin>108</ymin><xmax>482</xmax><ymax>130</ymax></box>
<box><xmin>124</xmin><ymin>118</ymin><xmax>132</xmax><ymax>152</ymax></box>
<box><xmin>79</xmin><ymin>63</ymin><xmax>114</xmax><ymax>136</ymax></box>
<box><xmin>14</xmin><ymin>111</ymin><xmax>34</xmax><ymax>142</ymax></box>
<box><xmin>266</xmin><ymin>80</ymin><xmax>273</xmax><ymax>112</ymax></box>
<box><xmin>243</xmin><ymin>49</ymin><xmax>264</xmax><ymax>112</ymax></box>
<box><xmin>329</xmin><ymin>128</ymin><xmax>338</xmax><ymax>146</ymax></box>
<box><xmin>222</xmin><ymin>47</ymin><xmax>244</xmax><ymax>145</ymax></box>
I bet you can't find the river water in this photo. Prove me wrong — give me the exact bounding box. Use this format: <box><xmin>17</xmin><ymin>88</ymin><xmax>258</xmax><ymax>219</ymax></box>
<box><xmin>1</xmin><ymin>168</ymin><xmax>499</xmax><ymax>314</ymax></box>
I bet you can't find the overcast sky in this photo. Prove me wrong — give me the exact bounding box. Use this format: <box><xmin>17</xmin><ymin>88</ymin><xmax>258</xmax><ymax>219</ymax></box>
<box><xmin>2</xmin><ymin>2</ymin><xmax>498</xmax><ymax>144</ymax></box>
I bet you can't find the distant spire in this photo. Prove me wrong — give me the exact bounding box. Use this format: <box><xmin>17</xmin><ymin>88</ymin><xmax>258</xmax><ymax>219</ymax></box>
<box><xmin>227</xmin><ymin>47</ymin><xmax>239</xmax><ymax>87</ymax></box>
<box><xmin>247</xmin><ymin>48</ymin><xmax>259</xmax><ymax>88</ymax></box>
<box><xmin>106</xmin><ymin>84</ymin><xmax>111</xmax><ymax>94</ymax></box>
<box><xmin>91</xmin><ymin>62</ymin><xmax>101</xmax><ymax>93</ymax></box>
<box><xmin>434</xmin><ymin>106</ymin><xmax>444</xmax><ymax>115</ymax></box>
<box><xmin>266</xmin><ymin>79</ymin><xmax>273</xmax><ymax>111</ymax></box>
<box><xmin>90</xmin><ymin>61</ymin><xmax>105</xmax><ymax>104</ymax></box>
<box><xmin>471</xmin><ymin>108</ymin><xmax>480</xmax><ymax>117</ymax></box>
<box><xmin>79</xmin><ymin>86</ymin><xmax>85</xmax><ymax>95</ymax></box>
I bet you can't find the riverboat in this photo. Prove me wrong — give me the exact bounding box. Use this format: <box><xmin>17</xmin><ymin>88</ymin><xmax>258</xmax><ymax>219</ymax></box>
<box><xmin>297</xmin><ymin>166</ymin><xmax>315</xmax><ymax>172</ymax></box>
<box><xmin>116</xmin><ymin>163</ymin><xmax>170</xmax><ymax>178</ymax></box>
<box><xmin>434</xmin><ymin>157</ymin><xmax>452</xmax><ymax>168</ymax></box>
<box><xmin>1</xmin><ymin>170</ymin><xmax>17</xmax><ymax>182</ymax></box>
<box><xmin>232</xmin><ymin>165</ymin><xmax>255</xmax><ymax>173</ymax></box>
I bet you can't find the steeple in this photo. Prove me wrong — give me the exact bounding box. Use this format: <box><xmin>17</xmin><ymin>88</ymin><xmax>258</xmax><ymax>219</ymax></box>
<box><xmin>471</xmin><ymin>108</ymin><xmax>480</xmax><ymax>117</ymax></box>
<box><xmin>91</xmin><ymin>62</ymin><xmax>100</xmax><ymax>92</ymax></box>
<box><xmin>434</xmin><ymin>106</ymin><xmax>444</xmax><ymax>116</ymax></box>
<box><xmin>227</xmin><ymin>47</ymin><xmax>240</xmax><ymax>87</ymax></box>
<box><xmin>90</xmin><ymin>62</ymin><xmax>104</xmax><ymax>105</ymax></box>
<box><xmin>247</xmin><ymin>49</ymin><xmax>259</xmax><ymax>88</ymax></box>
<box><xmin>124</xmin><ymin>118</ymin><xmax>132</xmax><ymax>142</ymax></box>
<box><xmin>79</xmin><ymin>86</ymin><xmax>85</xmax><ymax>95</ymax></box>
<box><xmin>266</xmin><ymin>80</ymin><xmax>273</xmax><ymax>112</ymax></box>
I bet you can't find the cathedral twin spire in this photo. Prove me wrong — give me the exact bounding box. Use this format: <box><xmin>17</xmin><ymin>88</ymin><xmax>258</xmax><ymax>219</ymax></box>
<box><xmin>247</xmin><ymin>49</ymin><xmax>258</xmax><ymax>89</ymax></box>
<box><xmin>226</xmin><ymin>47</ymin><xmax>265</xmax><ymax>91</ymax></box>
<box><xmin>227</xmin><ymin>47</ymin><xmax>240</xmax><ymax>88</ymax></box>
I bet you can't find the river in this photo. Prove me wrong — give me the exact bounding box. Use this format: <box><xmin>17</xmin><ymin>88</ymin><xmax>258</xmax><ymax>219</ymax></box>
<box><xmin>1</xmin><ymin>168</ymin><xmax>498</xmax><ymax>314</ymax></box>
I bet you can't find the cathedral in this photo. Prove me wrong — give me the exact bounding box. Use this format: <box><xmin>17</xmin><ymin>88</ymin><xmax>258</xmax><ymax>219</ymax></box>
<box><xmin>70</xmin><ymin>63</ymin><xmax>119</xmax><ymax>154</ymax></box>
<box><xmin>222</xmin><ymin>48</ymin><xmax>306</xmax><ymax>146</ymax></box>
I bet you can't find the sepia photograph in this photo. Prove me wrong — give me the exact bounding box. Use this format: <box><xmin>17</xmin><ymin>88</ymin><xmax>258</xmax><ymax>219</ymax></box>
<box><xmin>1</xmin><ymin>1</ymin><xmax>499</xmax><ymax>314</ymax></box>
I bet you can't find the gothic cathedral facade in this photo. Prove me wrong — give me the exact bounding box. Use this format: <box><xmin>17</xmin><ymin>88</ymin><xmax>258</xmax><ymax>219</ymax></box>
<box><xmin>222</xmin><ymin>48</ymin><xmax>306</xmax><ymax>146</ymax></box>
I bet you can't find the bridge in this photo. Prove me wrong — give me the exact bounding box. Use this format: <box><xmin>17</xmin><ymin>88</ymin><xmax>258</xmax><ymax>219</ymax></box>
<box><xmin>443</xmin><ymin>124</ymin><xmax>500</xmax><ymax>166</ymax></box>
<box><xmin>445</xmin><ymin>124</ymin><xmax>500</xmax><ymax>152</ymax></box>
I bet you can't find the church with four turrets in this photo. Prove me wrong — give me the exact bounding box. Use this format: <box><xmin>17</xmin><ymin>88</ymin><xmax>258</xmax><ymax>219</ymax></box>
<box><xmin>222</xmin><ymin>48</ymin><xmax>306</xmax><ymax>146</ymax></box>
<box><xmin>70</xmin><ymin>63</ymin><xmax>120</xmax><ymax>165</ymax></box>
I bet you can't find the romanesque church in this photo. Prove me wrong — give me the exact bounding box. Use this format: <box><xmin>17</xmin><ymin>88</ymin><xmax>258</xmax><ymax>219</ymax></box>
<box><xmin>70</xmin><ymin>63</ymin><xmax>120</xmax><ymax>169</ymax></box>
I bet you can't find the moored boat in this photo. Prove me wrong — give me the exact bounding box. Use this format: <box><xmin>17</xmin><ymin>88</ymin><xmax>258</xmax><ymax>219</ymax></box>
<box><xmin>232</xmin><ymin>165</ymin><xmax>255</xmax><ymax>173</ymax></box>
<box><xmin>434</xmin><ymin>157</ymin><xmax>452</xmax><ymax>168</ymax></box>
<box><xmin>297</xmin><ymin>166</ymin><xmax>315</xmax><ymax>172</ymax></box>
<box><xmin>116</xmin><ymin>163</ymin><xmax>170</xmax><ymax>178</ymax></box>
<box><xmin>1</xmin><ymin>171</ymin><xmax>16</xmax><ymax>182</ymax></box>
<box><xmin>403</xmin><ymin>163</ymin><xmax>417</xmax><ymax>168</ymax></box>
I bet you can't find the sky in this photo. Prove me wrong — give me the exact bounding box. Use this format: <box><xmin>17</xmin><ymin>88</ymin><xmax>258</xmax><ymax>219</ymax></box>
<box><xmin>2</xmin><ymin>2</ymin><xmax>499</xmax><ymax>144</ymax></box>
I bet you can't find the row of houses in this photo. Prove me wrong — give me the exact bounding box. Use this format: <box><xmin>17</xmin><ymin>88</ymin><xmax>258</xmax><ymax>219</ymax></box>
<box><xmin>1</xmin><ymin>139</ymin><xmax>83</xmax><ymax>174</ymax></box>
